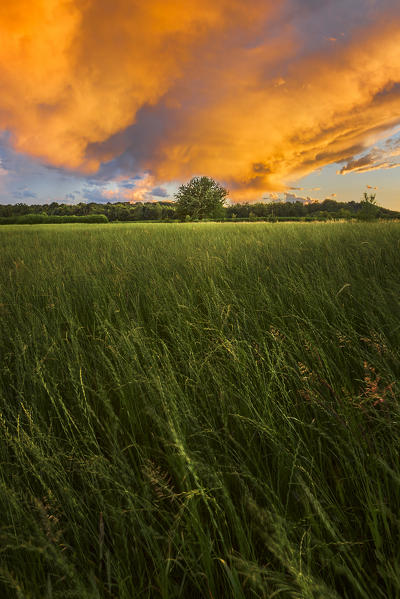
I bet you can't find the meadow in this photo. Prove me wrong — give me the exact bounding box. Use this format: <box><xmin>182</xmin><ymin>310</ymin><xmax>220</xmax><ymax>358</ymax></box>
<box><xmin>1</xmin><ymin>221</ymin><xmax>400</xmax><ymax>599</ymax></box>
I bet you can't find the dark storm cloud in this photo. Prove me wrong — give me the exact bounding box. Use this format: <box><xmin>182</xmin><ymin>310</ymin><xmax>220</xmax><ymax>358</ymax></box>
<box><xmin>12</xmin><ymin>189</ymin><xmax>38</xmax><ymax>199</ymax></box>
<box><xmin>151</xmin><ymin>186</ymin><xmax>169</xmax><ymax>197</ymax></box>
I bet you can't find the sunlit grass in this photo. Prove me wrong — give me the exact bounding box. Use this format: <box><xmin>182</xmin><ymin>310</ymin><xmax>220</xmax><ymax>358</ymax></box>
<box><xmin>1</xmin><ymin>222</ymin><xmax>400</xmax><ymax>598</ymax></box>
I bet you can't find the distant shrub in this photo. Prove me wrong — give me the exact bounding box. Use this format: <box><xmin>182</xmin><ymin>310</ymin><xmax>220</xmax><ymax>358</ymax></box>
<box><xmin>19</xmin><ymin>213</ymin><xmax>48</xmax><ymax>224</ymax></box>
<box><xmin>0</xmin><ymin>214</ymin><xmax>109</xmax><ymax>225</ymax></box>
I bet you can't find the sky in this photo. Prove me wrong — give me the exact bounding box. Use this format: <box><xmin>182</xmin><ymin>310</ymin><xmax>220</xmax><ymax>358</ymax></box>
<box><xmin>1</xmin><ymin>0</ymin><xmax>400</xmax><ymax>208</ymax></box>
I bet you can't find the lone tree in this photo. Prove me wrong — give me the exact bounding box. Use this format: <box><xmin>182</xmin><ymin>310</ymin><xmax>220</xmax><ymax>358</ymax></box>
<box><xmin>175</xmin><ymin>176</ymin><xmax>228</xmax><ymax>220</ymax></box>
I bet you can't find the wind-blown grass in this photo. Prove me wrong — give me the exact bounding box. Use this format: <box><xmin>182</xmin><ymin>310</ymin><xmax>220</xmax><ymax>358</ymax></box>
<box><xmin>0</xmin><ymin>222</ymin><xmax>399</xmax><ymax>598</ymax></box>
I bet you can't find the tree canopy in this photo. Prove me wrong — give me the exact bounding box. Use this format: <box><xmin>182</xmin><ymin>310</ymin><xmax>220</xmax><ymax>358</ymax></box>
<box><xmin>174</xmin><ymin>176</ymin><xmax>228</xmax><ymax>220</ymax></box>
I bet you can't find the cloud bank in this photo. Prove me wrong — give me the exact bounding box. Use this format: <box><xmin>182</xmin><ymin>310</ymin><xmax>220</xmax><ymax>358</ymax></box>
<box><xmin>1</xmin><ymin>0</ymin><xmax>400</xmax><ymax>199</ymax></box>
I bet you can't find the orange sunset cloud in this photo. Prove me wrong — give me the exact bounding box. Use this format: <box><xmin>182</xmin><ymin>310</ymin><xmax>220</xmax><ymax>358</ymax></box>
<box><xmin>1</xmin><ymin>1</ymin><xmax>400</xmax><ymax>198</ymax></box>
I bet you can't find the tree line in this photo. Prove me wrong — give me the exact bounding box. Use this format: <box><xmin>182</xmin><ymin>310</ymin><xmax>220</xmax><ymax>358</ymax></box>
<box><xmin>0</xmin><ymin>178</ymin><xmax>398</xmax><ymax>224</ymax></box>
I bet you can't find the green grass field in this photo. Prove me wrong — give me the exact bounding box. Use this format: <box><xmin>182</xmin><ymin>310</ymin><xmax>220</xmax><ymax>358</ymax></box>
<box><xmin>1</xmin><ymin>222</ymin><xmax>400</xmax><ymax>599</ymax></box>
